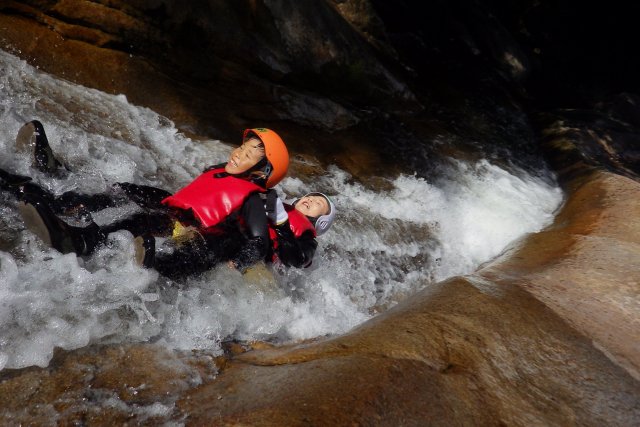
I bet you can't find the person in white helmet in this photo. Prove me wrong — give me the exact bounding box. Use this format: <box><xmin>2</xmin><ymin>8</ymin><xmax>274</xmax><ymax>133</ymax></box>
<box><xmin>264</xmin><ymin>190</ymin><xmax>336</xmax><ymax>268</ymax></box>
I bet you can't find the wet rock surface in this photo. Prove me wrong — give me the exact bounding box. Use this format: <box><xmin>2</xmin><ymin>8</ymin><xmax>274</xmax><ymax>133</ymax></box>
<box><xmin>0</xmin><ymin>0</ymin><xmax>549</xmax><ymax>178</ymax></box>
<box><xmin>0</xmin><ymin>344</ymin><xmax>217</xmax><ymax>425</ymax></box>
<box><xmin>179</xmin><ymin>276</ymin><xmax>640</xmax><ymax>426</ymax></box>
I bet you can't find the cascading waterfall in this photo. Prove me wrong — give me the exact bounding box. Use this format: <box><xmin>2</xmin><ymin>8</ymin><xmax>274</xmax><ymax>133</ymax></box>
<box><xmin>0</xmin><ymin>49</ymin><xmax>563</xmax><ymax>370</ymax></box>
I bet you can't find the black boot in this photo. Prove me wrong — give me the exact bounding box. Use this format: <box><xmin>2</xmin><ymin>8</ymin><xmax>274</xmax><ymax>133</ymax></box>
<box><xmin>134</xmin><ymin>234</ymin><xmax>155</xmax><ymax>268</ymax></box>
<box><xmin>16</xmin><ymin>120</ymin><xmax>64</xmax><ymax>174</ymax></box>
<box><xmin>18</xmin><ymin>193</ymin><xmax>105</xmax><ymax>255</ymax></box>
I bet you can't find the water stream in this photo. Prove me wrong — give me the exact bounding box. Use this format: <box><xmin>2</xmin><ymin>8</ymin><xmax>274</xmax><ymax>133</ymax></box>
<box><xmin>0</xmin><ymin>49</ymin><xmax>563</xmax><ymax>370</ymax></box>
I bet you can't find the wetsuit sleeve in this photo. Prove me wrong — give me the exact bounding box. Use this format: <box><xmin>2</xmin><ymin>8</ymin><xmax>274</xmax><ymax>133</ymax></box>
<box><xmin>229</xmin><ymin>192</ymin><xmax>270</xmax><ymax>271</ymax></box>
<box><xmin>274</xmin><ymin>223</ymin><xmax>318</xmax><ymax>268</ymax></box>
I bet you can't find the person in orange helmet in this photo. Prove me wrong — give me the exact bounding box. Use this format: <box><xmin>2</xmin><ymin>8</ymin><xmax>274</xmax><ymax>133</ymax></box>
<box><xmin>9</xmin><ymin>122</ymin><xmax>290</xmax><ymax>278</ymax></box>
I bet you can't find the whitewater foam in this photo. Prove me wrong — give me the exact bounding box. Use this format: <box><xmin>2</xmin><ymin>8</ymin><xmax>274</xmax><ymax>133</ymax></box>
<box><xmin>0</xmin><ymin>49</ymin><xmax>563</xmax><ymax>370</ymax></box>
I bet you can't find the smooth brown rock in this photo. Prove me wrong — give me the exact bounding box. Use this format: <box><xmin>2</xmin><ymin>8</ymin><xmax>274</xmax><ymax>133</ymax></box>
<box><xmin>179</xmin><ymin>274</ymin><xmax>640</xmax><ymax>426</ymax></box>
<box><xmin>481</xmin><ymin>172</ymin><xmax>640</xmax><ymax>381</ymax></box>
<box><xmin>0</xmin><ymin>1</ymin><xmax>405</xmax><ymax>133</ymax></box>
<box><xmin>0</xmin><ymin>0</ymin><xmax>543</xmax><ymax>179</ymax></box>
<box><xmin>0</xmin><ymin>11</ymin><xmax>215</xmax><ymax>135</ymax></box>
<box><xmin>0</xmin><ymin>5</ymin><xmax>395</xmax><ymax>177</ymax></box>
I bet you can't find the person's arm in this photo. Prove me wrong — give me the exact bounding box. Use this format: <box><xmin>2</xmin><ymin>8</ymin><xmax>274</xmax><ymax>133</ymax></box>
<box><xmin>229</xmin><ymin>192</ymin><xmax>270</xmax><ymax>271</ymax></box>
<box><xmin>274</xmin><ymin>225</ymin><xmax>318</xmax><ymax>268</ymax></box>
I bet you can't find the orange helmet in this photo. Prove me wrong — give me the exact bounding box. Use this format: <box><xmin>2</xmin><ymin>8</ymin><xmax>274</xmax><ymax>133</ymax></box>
<box><xmin>243</xmin><ymin>128</ymin><xmax>289</xmax><ymax>188</ymax></box>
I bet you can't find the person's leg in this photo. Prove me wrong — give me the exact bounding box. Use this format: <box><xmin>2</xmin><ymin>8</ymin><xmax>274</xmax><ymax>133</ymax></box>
<box><xmin>12</xmin><ymin>121</ymin><xmax>177</xmax><ymax>260</ymax></box>
<box><xmin>55</xmin><ymin>190</ymin><xmax>123</xmax><ymax>214</ymax></box>
<box><xmin>100</xmin><ymin>209</ymin><xmax>175</xmax><ymax>238</ymax></box>
<box><xmin>13</xmin><ymin>121</ymin><xmax>173</xmax><ymax>211</ymax></box>
<box><xmin>0</xmin><ymin>168</ymin><xmax>32</xmax><ymax>192</ymax></box>
<box><xmin>11</xmin><ymin>182</ymin><xmax>120</xmax><ymax>217</ymax></box>
<box><xmin>19</xmin><ymin>190</ymin><xmax>234</xmax><ymax>277</ymax></box>
<box><xmin>114</xmin><ymin>182</ymin><xmax>172</xmax><ymax>209</ymax></box>
<box><xmin>50</xmin><ymin>182</ymin><xmax>172</xmax><ymax>216</ymax></box>
<box><xmin>19</xmin><ymin>192</ymin><xmax>175</xmax><ymax>258</ymax></box>
<box><xmin>0</xmin><ymin>169</ymin><xmax>67</xmax><ymax>213</ymax></box>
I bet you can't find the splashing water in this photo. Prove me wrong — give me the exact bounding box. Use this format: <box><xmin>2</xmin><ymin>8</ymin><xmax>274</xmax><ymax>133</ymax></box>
<box><xmin>0</xmin><ymin>50</ymin><xmax>563</xmax><ymax>370</ymax></box>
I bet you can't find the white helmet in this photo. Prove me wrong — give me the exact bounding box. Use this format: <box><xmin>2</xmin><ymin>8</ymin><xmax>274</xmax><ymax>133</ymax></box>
<box><xmin>298</xmin><ymin>192</ymin><xmax>336</xmax><ymax>236</ymax></box>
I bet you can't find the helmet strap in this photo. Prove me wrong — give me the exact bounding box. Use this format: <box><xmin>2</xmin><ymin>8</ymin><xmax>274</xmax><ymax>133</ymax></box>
<box><xmin>237</xmin><ymin>157</ymin><xmax>271</xmax><ymax>187</ymax></box>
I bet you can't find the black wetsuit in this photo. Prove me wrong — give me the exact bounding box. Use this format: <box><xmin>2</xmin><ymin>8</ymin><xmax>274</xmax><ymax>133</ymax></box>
<box><xmin>1</xmin><ymin>165</ymin><xmax>269</xmax><ymax>279</ymax></box>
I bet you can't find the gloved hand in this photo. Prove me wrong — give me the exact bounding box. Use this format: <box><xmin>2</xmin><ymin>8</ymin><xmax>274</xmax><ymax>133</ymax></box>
<box><xmin>171</xmin><ymin>221</ymin><xmax>203</xmax><ymax>245</ymax></box>
<box><xmin>265</xmin><ymin>189</ymin><xmax>288</xmax><ymax>225</ymax></box>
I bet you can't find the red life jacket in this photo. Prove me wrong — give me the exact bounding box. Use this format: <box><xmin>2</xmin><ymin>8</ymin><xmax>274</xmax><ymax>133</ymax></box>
<box><xmin>162</xmin><ymin>168</ymin><xmax>264</xmax><ymax>228</ymax></box>
<box><xmin>268</xmin><ymin>204</ymin><xmax>316</xmax><ymax>253</ymax></box>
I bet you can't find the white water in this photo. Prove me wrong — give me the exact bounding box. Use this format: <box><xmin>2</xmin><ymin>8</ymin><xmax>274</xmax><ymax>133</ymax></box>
<box><xmin>0</xmin><ymin>50</ymin><xmax>563</xmax><ymax>370</ymax></box>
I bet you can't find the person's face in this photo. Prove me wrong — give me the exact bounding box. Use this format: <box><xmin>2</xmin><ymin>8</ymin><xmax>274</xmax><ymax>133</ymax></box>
<box><xmin>295</xmin><ymin>195</ymin><xmax>330</xmax><ymax>218</ymax></box>
<box><xmin>225</xmin><ymin>138</ymin><xmax>265</xmax><ymax>174</ymax></box>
